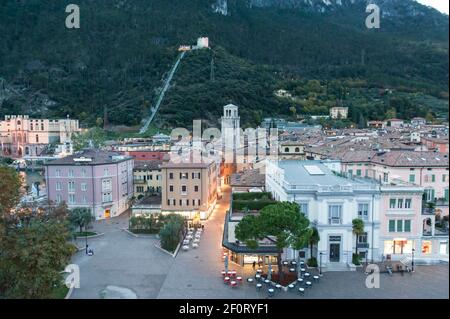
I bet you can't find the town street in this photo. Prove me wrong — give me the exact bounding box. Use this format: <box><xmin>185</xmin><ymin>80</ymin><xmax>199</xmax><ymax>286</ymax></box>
<box><xmin>69</xmin><ymin>184</ymin><xmax>449</xmax><ymax>299</ymax></box>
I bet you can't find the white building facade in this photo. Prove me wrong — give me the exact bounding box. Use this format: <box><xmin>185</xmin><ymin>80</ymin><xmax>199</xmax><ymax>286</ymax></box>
<box><xmin>266</xmin><ymin>160</ymin><xmax>381</xmax><ymax>270</ymax></box>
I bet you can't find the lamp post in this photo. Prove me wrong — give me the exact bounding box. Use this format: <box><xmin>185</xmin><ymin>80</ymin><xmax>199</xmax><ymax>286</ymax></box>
<box><xmin>85</xmin><ymin>228</ymin><xmax>88</xmax><ymax>255</ymax></box>
<box><xmin>319</xmin><ymin>252</ymin><xmax>323</xmax><ymax>277</ymax></box>
<box><xmin>411</xmin><ymin>248</ymin><xmax>415</xmax><ymax>272</ymax></box>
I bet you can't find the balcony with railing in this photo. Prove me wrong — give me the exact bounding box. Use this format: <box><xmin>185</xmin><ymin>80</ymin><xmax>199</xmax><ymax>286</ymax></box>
<box><xmin>283</xmin><ymin>181</ymin><xmax>378</xmax><ymax>193</ymax></box>
<box><xmin>133</xmin><ymin>178</ymin><xmax>146</xmax><ymax>185</ymax></box>
<box><xmin>356</xmin><ymin>242</ymin><xmax>370</xmax><ymax>249</ymax></box>
<box><xmin>422</xmin><ymin>207</ymin><xmax>435</xmax><ymax>215</ymax></box>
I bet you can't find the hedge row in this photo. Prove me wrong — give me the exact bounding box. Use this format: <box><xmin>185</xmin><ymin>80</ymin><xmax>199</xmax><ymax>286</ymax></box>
<box><xmin>232</xmin><ymin>192</ymin><xmax>273</xmax><ymax>201</ymax></box>
<box><xmin>232</xmin><ymin>199</ymin><xmax>276</xmax><ymax>211</ymax></box>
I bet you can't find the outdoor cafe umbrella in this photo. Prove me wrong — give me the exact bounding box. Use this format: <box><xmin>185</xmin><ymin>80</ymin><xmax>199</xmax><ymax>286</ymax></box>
<box><xmin>224</xmin><ymin>254</ymin><xmax>229</xmax><ymax>273</ymax></box>
<box><xmin>267</xmin><ymin>263</ymin><xmax>272</xmax><ymax>281</ymax></box>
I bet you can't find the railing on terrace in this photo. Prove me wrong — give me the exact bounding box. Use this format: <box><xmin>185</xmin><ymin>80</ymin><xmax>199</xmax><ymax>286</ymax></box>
<box><xmin>283</xmin><ymin>182</ymin><xmax>378</xmax><ymax>192</ymax></box>
<box><xmin>422</xmin><ymin>207</ymin><xmax>436</xmax><ymax>215</ymax></box>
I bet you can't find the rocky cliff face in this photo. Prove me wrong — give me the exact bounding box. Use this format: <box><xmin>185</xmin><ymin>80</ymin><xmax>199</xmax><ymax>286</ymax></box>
<box><xmin>213</xmin><ymin>0</ymin><xmax>446</xmax><ymax>19</ymax></box>
<box><xmin>212</xmin><ymin>0</ymin><xmax>229</xmax><ymax>15</ymax></box>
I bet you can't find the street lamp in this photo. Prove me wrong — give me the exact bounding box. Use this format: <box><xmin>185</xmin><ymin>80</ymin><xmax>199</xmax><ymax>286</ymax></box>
<box><xmin>411</xmin><ymin>248</ymin><xmax>415</xmax><ymax>272</ymax></box>
<box><xmin>319</xmin><ymin>252</ymin><xmax>323</xmax><ymax>277</ymax></box>
<box><xmin>85</xmin><ymin>228</ymin><xmax>88</xmax><ymax>255</ymax></box>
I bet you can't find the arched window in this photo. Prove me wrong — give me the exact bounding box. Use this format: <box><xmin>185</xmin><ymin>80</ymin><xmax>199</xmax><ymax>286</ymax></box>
<box><xmin>284</xmin><ymin>147</ymin><xmax>289</xmax><ymax>153</ymax></box>
<box><xmin>295</xmin><ymin>147</ymin><xmax>300</xmax><ymax>153</ymax></box>
<box><xmin>35</xmin><ymin>134</ymin><xmax>39</xmax><ymax>143</ymax></box>
<box><xmin>41</xmin><ymin>123</ymin><xmax>44</xmax><ymax>131</ymax></box>
<box><xmin>30</xmin><ymin>123</ymin><xmax>33</xmax><ymax>131</ymax></box>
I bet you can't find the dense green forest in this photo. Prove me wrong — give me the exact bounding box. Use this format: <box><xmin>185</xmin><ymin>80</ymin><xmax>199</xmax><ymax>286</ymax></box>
<box><xmin>0</xmin><ymin>0</ymin><xmax>448</xmax><ymax>129</ymax></box>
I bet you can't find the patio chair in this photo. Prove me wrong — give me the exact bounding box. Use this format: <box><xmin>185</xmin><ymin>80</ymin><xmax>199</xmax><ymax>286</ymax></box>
<box><xmin>298</xmin><ymin>287</ymin><xmax>305</xmax><ymax>296</ymax></box>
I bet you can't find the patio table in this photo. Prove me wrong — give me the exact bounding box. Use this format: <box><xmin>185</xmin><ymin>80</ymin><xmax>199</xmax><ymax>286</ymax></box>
<box><xmin>289</xmin><ymin>268</ymin><xmax>295</xmax><ymax>272</ymax></box>
<box><xmin>230</xmin><ymin>281</ymin><xmax>237</xmax><ymax>287</ymax></box>
<box><xmin>236</xmin><ymin>276</ymin><xmax>242</xmax><ymax>282</ymax></box>
<box><xmin>288</xmin><ymin>284</ymin><xmax>295</xmax><ymax>289</ymax></box>
<box><xmin>256</xmin><ymin>283</ymin><xmax>262</xmax><ymax>290</ymax></box>
<box><xmin>306</xmin><ymin>281</ymin><xmax>312</xmax><ymax>288</ymax></box>
<box><xmin>224</xmin><ymin>277</ymin><xmax>230</xmax><ymax>284</ymax></box>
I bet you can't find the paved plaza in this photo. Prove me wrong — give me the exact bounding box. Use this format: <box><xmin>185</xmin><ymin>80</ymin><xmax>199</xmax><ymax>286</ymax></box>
<box><xmin>70</xmin><ymin>214</ymin><xmax>174</xmax><ymax>299</ymax></box>
<box><xmin>69</xmin><ymin>186</ymin><xmax>449</xmax><ymax>299</ymax></box>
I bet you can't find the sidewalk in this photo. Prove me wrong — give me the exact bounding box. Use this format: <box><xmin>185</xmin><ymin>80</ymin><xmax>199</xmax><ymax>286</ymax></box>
<box><xmin>157</xmin><ymin>185</ymin><xmax>256</xmax><ymax>298</ymax></box>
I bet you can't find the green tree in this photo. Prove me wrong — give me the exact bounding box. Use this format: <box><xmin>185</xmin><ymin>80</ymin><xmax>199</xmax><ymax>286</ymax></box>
<box><xmin>425</xmin><ymin>112</ymin><xmax>435</xmax><ymax>124</ymax></box>
<box><xmin>0</xmin><ymin>167</ymin><xmax>21</xmax><ymax>217</ymax></box>
<box><xmin>308</xmin><ymin>227</ymin><xmax>320</xmax><ymax>259</ymax></box>
<box><xmin>358</xmin><ymin>113</ymin><xmax>366</xmax><ymax>129</ymax></box>
<box><xmin>289</xmin><ymin>106</ymin><xmax>297</xmax><ymax>119</ymax></box>
<box><xmin>352</xmin><ymin>218</ymin><xmax>365</xmax><ymax>256</ymax></box>
<box><xmin>68</xmin><ymin>207</ymin><xmax>93</xmax><ymax>234</ymax></box>
<box><xmin>0</xmin><ymin>213</ymin><xmax>75</xmax><ymax>298</ymax></box>
<box><xmin>235</xmin><ymin>202</ymin><xmax>311</xmax><ymax>281</ymax></box>
<box><xmin>159</xmin><ymin>214</ymin><xmax>186</xmax><ymax>253</ymax></box>
<box><xmin>96</xmin><ymin>117</ymin><xmax>103</xmax><ymax>127</ymax></box>
<box><xmin>385</xmin><ymin>108</ymin><xmax>397</xmax><ymax>119</ymax></box>
<box><xmin>0</xmin><ymin>168</ymin><xmax>75</xmax><ymax>298</ymax></box>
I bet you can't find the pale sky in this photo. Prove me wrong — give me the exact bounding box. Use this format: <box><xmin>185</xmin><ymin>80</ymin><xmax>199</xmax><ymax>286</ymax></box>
<box><xmin>416</xmin><ymin>0</ymin><xmax>449</xmax><ymax>14</ymax></box>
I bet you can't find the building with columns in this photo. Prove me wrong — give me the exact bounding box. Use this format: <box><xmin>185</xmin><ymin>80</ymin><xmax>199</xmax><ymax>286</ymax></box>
<box><xmin>261</xmin><ymin>160</ymin><xmax>448</xmax><ymax>269</ymax></box>
<box><xmin>266</xmin><ymin>160</ymin><xmax>381</xmax><ymax>270</ymax></box>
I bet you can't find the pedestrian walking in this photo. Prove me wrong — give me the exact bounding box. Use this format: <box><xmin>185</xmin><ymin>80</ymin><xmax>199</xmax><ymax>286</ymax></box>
<box><xmin>252</xmin><ymin>261</ymin><xmax>256</xmax><ymax>269</ymax></box>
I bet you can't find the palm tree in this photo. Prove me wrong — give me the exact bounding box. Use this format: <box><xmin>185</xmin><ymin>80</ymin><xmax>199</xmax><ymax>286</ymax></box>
<box><xmin>352</xmin><ymin>218</ymin><xmax>365</xmax><ymax>256</ymax></box>
<box><xmin>68</xmin><ymin>207</ymin><xmax>93</xmax><ymax>234</ymax></box>
<box><xmin>309</xmin><ymin>227</ymin><xmax>320</xmax><ymax>259</ymax></box>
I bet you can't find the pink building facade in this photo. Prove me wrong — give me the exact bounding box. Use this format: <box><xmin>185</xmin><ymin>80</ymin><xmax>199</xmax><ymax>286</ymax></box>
<box><xmin>45</xmin><ymin>150</ymin><xmax>134</xmax><ymax>220</ymax></box>
<box><xmin>0</xmin><ymin>115</ymin><xmax>80</xmax><ymax>157</ymax></box>
<box><xmin>380</xmin><ymin>184</ymin><xmax>449</xmax><ymax>261</ymax></box>
<box><xmin>341</xmin><ymin>151</ymin><xmax>449</xmax><ymax>215</ymax></box>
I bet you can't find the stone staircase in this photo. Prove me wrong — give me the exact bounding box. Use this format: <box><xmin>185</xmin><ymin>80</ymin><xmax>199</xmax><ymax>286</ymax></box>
<box><xmin>323</xmin><ymin>262</ymin><xmax>350</xmax><ymax>272</ymax></box>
